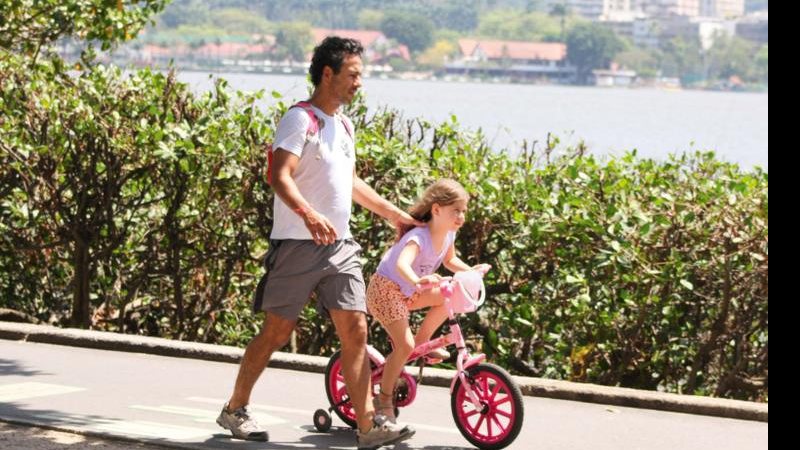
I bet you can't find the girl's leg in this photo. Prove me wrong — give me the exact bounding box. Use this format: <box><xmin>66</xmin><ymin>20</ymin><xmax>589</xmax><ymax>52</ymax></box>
<box><xmin>409</xmin><ymin>288</ymin><xmax>449</xmax><ymax>353</ymax></box>
<box><xmin>415</xmin><ymin>304</ymin><xmax>448</xmax><ymax>345</ymax></box>
<box><xmin>378</xmin><ymin>318</ymin><xmax>415</xmax><ymax>419</ymax></box>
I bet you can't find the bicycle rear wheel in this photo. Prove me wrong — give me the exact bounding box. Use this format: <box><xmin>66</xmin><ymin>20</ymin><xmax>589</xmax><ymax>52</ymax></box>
<box><xmin>324</xmin><ymin>350</ymin><xmax>358</xmax><ymax>428</ymax></box>
<box><xmin>451</xmin><ymin>363</ymin><xmax>524</xmax><ymax>449</ymax></box>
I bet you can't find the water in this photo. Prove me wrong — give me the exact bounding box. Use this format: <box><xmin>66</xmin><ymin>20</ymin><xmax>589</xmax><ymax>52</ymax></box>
<box><xmin>177</xmin><ymin>71</ymin><xmax>768</xmax><ymax>170</ymax></box>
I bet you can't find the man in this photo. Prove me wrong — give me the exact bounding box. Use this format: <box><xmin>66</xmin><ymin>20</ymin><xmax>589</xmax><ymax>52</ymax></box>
<box><xmin>216</xmin><ymin>37</ymin><xmax>420</xmax><ymax>449</ymax></box>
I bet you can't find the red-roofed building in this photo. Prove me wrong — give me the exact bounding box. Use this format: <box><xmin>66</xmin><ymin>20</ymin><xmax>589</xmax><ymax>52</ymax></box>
<box><xmin>447</xmin><ymin>38</ymin><xmax>574</xmax><ymax>82</ymax></box>
<box><xmin>137</xmin><ymin>44</ymin><xmax>191</xmax><ymax>64</ymax></box>
<box><xmin>313</xmin><ymin>29</ymin><xmax>385</xmax><ymax>48</ymax></box>
<box><xmin>194</xmin><ymin>42</ymin><xmax>273</xmax><ymax>60</ymax></box>
<box><xmin>459</xmin><ymin>39</ymin><xmax>567</xmax><ymax>63</ymax></box>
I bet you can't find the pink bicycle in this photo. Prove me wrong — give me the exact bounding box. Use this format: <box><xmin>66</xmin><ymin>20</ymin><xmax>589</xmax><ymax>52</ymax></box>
<box><xmin>313</xmin><ymin>268</ymin><xmax>524</xmax><ymax>449</ymax></box>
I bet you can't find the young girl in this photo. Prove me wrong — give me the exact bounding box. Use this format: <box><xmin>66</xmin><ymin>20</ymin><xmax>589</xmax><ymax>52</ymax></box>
<box><xmin>366</xmin><ymin>178</ymin><xmax>487</xmax><ymax>421</ymax></box>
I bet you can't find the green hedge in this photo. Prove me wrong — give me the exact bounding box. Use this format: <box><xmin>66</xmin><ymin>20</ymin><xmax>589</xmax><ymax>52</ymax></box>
<box><xmin>0</xmin><ymin>53</ymin><xmax>767</xmax><ymax>401</ymax></box>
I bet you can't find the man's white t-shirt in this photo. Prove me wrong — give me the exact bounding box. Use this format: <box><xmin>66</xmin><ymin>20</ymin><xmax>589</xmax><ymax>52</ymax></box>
<box><xmin>270</xmin><ymin>105</ymin><xmax>356</xmax><ymax>240</ymax></box>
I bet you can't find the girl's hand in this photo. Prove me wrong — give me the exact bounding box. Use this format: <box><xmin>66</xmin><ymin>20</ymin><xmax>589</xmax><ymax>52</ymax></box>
<box><xmin>471</xmin><ymin>264</ymin><xmax>492</xmax><ymax>275</ymax></box>
<box><xmin>416</xmin><ymin>274</ymin><xmax>443</xmax><ymax>290</ymax></box>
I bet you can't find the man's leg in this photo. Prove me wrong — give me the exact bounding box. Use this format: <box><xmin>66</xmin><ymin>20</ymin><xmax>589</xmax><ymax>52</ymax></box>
<box><xmin>217</xmin><ymin>312</ymin><xmax>295</xmax><ymax>441</ymax></box>
<box><xmin>228</xmin><ymin>312</ymin><xmax>296</xmax><ymax>410</ymax></box>
<box><xmin>328</xmin><ymin>309</ymin><xmax>374</xmax><ymax>433</ymax></box>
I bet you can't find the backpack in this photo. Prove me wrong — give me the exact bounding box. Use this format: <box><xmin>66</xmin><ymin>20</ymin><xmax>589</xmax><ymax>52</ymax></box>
<box><xmin>266</xmin><ymin>101</ymin><xmax>354</xmax><ymax>185</ymax></box>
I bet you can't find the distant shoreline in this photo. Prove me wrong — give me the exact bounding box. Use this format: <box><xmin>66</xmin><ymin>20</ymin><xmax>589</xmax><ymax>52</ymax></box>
<box><xmin>154</xmin><ymin>65</ymin><xmax>767</xmax><ymax>94</ymax></box>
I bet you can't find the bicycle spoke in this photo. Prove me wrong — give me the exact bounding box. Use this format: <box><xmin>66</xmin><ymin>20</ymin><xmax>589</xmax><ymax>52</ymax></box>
<box><xmin>489</xmin><ymin>381</ymin><xmax>501</xmax><ymax>401</ymax></box>
<box><xmin>495</xmin><ymin>409</ymin><xmax>513</xmax><ymax>419</ymax></box>
<box><xmin>463</xmin><ymin>408</ymin><xmax>480</xmax><ymax>419</ymax></box>
<box><xmin>455</xmin><ymin>365</ymin><xmax>522</xmax><ymax>447</ymax></box>
<box><xmin>473</xmin><ymin>412</ymin><xmax>487</xmax><ymax>436</ymax></box>
<box><xmin>490</xmin><ymin>414</ymin><xmax>507</xmax><ymax>434</ymax></box>
<box><xmin>336</xmin><ymin>386</ymin><xmax>349</xmax><ymax>401</ymax></box>
<box><xmin>493</xmin><ymin>395</ymin><xmax>511</xmax><ymax>407</ymax></box>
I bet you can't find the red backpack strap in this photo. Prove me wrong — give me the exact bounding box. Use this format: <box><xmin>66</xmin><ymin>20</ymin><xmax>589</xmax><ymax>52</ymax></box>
<box><xmin>266</xmin><ymin>101</ymin><xmax>319</xmax><ymax>185</ymax></box>
<box><xmin>340</xmin><ymin>115</ymin><xmax>354</xmax><ymax>140</ymax></box>
<box><xmin>292</xmin><ymin>101</ymin><xmax>320</xmax><ymax>136</ymax></box>
<box><xmin>266</xmin><ymin>143</ymin><xmax>274</xmax><ymax>185</ymax></box>
<box><xmin>295</xmin><ymin>100</ymin><xmax>353</xmax><ymax>140</ymax></box>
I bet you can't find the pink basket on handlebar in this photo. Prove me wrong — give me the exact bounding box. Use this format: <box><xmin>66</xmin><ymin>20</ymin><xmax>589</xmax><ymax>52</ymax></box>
<box><xmin>447</xmin><ymin>270</ymin><xmax>486</xmax><ymax>314</ymax></box>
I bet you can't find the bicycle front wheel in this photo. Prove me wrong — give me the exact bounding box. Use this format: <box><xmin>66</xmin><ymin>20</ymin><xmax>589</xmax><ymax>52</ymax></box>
<box><xmin>451</xmin><ymin>363</ymin><xmax>524</xmax><ymax>449</ymax></box>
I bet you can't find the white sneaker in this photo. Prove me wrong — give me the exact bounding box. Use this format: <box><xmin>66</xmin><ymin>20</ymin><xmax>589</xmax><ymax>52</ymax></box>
<box><xmin>216</xmin><ymin>403</ymin><xmax>269</xmax><ymax>441</ymax></box>
<box><xmin>356</xmin><ymin>415</ymin><xmax>415</xmax><ymax>450</ymax></box>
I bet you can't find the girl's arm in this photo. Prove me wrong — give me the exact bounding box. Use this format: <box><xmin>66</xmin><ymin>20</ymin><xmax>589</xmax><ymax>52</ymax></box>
<box><xmin>442</xmin><ymin>243</ymin><xmax>472</xmax><ymax>273</ymax></box>
<box><xmin>396</xmin><ymin>241</ymin><xmax>441</xmax><ymax>286</ymax></box>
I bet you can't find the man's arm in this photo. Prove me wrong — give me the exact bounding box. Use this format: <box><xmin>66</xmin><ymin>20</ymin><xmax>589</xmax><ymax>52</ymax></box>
<box><xmin>272</xmin><ymin>149</ymin><xmax>337</xmax><ymax>245</ymax></box>
<box><xmin>352</xmin><ymin>174</ymin><xmax>423</xmax><ymax>230</ymax></box>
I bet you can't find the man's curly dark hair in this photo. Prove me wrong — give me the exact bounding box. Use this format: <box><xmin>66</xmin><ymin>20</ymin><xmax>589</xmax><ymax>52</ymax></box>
<box><xmin>309</xmin><ymin>36</ymin><xmax>365</xmax><ymax>86</ymax></box>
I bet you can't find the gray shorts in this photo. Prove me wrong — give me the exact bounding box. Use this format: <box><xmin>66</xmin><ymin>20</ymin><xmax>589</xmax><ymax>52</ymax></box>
<box><xmin>254</xmin><ymin>239</ymin><xmax>367</xmax><ymax>321</ymax></box>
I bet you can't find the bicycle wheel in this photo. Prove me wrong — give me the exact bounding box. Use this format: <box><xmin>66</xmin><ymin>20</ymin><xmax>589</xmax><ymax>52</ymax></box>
<box><xmin>324</xmin><ymin>350</ymin><xmax>358</xmax><ymax>428</ymax></box>
<box><xmin>451</xmin><ymin>363</ymin><xmax>524</xmax><ymax>450</ymax></box>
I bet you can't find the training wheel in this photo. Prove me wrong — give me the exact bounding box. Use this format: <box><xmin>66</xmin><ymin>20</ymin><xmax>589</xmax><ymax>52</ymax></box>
<box><xmin>313</xmin><ymin>408</ymin><xmax>332</xmax><ymax>432</ymax></box>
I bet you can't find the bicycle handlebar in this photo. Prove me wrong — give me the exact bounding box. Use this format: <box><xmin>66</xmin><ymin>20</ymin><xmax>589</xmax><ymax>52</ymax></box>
<box><xmin>415</xmin><ymin>266</ymin><xmax>490</xmax><ymax>313</ymax></box>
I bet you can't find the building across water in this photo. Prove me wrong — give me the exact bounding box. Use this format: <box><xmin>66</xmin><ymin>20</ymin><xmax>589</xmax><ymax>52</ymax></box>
<box><xmin>444</xmin><ymin>39</ymin><xmax>575</xmax><ymax>83</ymax></box>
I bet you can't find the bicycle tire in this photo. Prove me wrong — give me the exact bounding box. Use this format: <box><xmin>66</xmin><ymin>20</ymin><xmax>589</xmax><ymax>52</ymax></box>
<box><xmin>323</xmin><ymin>350</ymin><xmax>358</xmax><ymax>428</ymax></box>
<box><xmin>450</xmin><ymin>363</ymin><xmax>525</xmax><ymax>449</ymax></box>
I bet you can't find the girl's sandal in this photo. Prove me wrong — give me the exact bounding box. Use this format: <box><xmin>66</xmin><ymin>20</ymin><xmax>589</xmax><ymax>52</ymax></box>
<box><xmin>372</xmin><ymin>389</ymin><xmax>396</xmax><ymax>422</ymax></box>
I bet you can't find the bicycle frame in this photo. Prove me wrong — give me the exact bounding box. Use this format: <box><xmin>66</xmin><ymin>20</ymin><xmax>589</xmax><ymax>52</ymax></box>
<box><xmin>369</xmin><ymin>283</ymin><xmax>488</xmax><ymax>412</ymax></box>
<box><xmin>318</xmin><ymin>268</ymin><xmax>524</xmax><ymax>449</ymax></box>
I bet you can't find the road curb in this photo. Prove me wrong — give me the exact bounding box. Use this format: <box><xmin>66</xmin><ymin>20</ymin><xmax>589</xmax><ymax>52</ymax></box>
<box><xmin>0</xmin><ymin>321</ymin><xmax>767</xmax><ymax>422</ymax></box>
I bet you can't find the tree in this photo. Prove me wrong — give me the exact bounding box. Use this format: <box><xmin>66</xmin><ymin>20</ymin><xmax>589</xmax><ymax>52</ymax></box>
<box><xmin>549</xmin><ymin>2</ymin><xmax>570</xmax><ymax>41</ymax></box>
<box><xmin>755</xmin><ymin>44</ymin><xmax>768</xmax><ymax>84</ymax></box>
<box><xmin>566</xmin><ymin>22</ymin><xmax>625</xmax><ymax>84</ymax></box>
<box><xmin>706</xmin><ymin>35</ymin><xmax>757</xmax><ymax>82</ymax></box>
<box><xmin>417</xmin><ymin>39</ymin><xmax>458</xmax><ymax>69</ymax></box>
<box><xmin>210</xmin><ymin>8</ymin><xmax>272</xmax><ymax>34</ymax></box>
<box><xmin>660</xmin><ymin>36</ymin><xmax>703</xmax><ymax>83</ymax></box>
<box><xmin>0</xmin><ymin>0</ymin><xmax>169</xmax><ymax>55</ymax></box>
<box><xmin>274</xmin><ymin>22</ymin><xmax>312</xmax><ymax>62</ymax></box>
<box><xmin>1</xmin><ymin>0</ymin><xmax>169</xmax><ymax>328</ymax></box>
<box><xmin>380</xmin><ymin>11</ymin><xmax>434</xmax><ymax>53</ymax></box>
<box><xmin>477</xmin><ymin>10</ymin><xmax>563</xmax><ymax>42</ymax></box>
<box><xmin>357</xmin><ymin>9</ymin><xmax>383</xmax><ymax>30</ymax></box>
<box><xmin>157</xmin><ymin>0</ymin><xmax>210</xmax><ymax>28</ymax></box>
<box><xmin>615</xmin><ymin>46</ymin><xmax>660</xmax><ymax>78</ymax></box>
<box><xmin>430</xmin><ymin>3</ymin><xmax>479</xmax><ymax>32</ymax></box>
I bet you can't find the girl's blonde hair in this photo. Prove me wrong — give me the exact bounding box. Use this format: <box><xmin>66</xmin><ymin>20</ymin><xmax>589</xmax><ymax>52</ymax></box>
<box><xmin>397</xmin><ymin>178</ymin><xmax>469</xmax><ymax>240</ymax></box>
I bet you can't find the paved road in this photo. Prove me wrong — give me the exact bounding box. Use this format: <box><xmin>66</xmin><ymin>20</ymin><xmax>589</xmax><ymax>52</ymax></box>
<box><xmin>0</xmin><ymin>421</ymin><xmax>165</xmax><ymax>450</ymax></box>
<box><xmin>0</xmin><ymin>340</ymin><xmax>767</xmax><ymax>450</ymax></box>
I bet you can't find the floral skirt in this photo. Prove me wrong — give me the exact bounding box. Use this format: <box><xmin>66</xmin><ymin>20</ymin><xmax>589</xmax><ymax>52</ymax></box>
<box><xmin>366</xmin><ymin>274</ymin><xmax>420</xmax><ymax>326</ymax></box>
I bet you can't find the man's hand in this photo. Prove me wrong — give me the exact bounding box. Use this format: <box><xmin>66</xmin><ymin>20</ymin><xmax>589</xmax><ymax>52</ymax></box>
<box><xmin>392</xmin><ymin>210</ymin><xmax>425</xmax><ymax>228</ymax></box>
<box><xmin>299</xmin><ymin>208</ymin><xmax>338</xmax><ymax>245</ymax></box>
<box><xmin>391</xmin><ymin>210</ymin><xmax>426</xmax><ymax>240</ymax></box>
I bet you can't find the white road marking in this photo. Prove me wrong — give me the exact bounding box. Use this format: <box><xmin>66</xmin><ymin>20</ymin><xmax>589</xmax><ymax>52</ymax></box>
<box><xmin>187</xmin><ymin>396</ymin><xmax>459</xmax><ymax>434</ymax></box>
<box><xmin>33</xmin><ymin>412</ymin><xmax>209</xmax><ymax>440</ymax></box>
<box><xmin>188</xmin><ymin>396</ymin><xmax>309</xmax><ymax>416</ymax></box>
<box><xmin>130</xmin><ymin>404</ymin><xmax>287</xmax><ymax>425</ymax></box>
<box><xmin>0</xmin><ymin>382</ymin><xmax>85</xmax><ymax>402</ymax></box>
